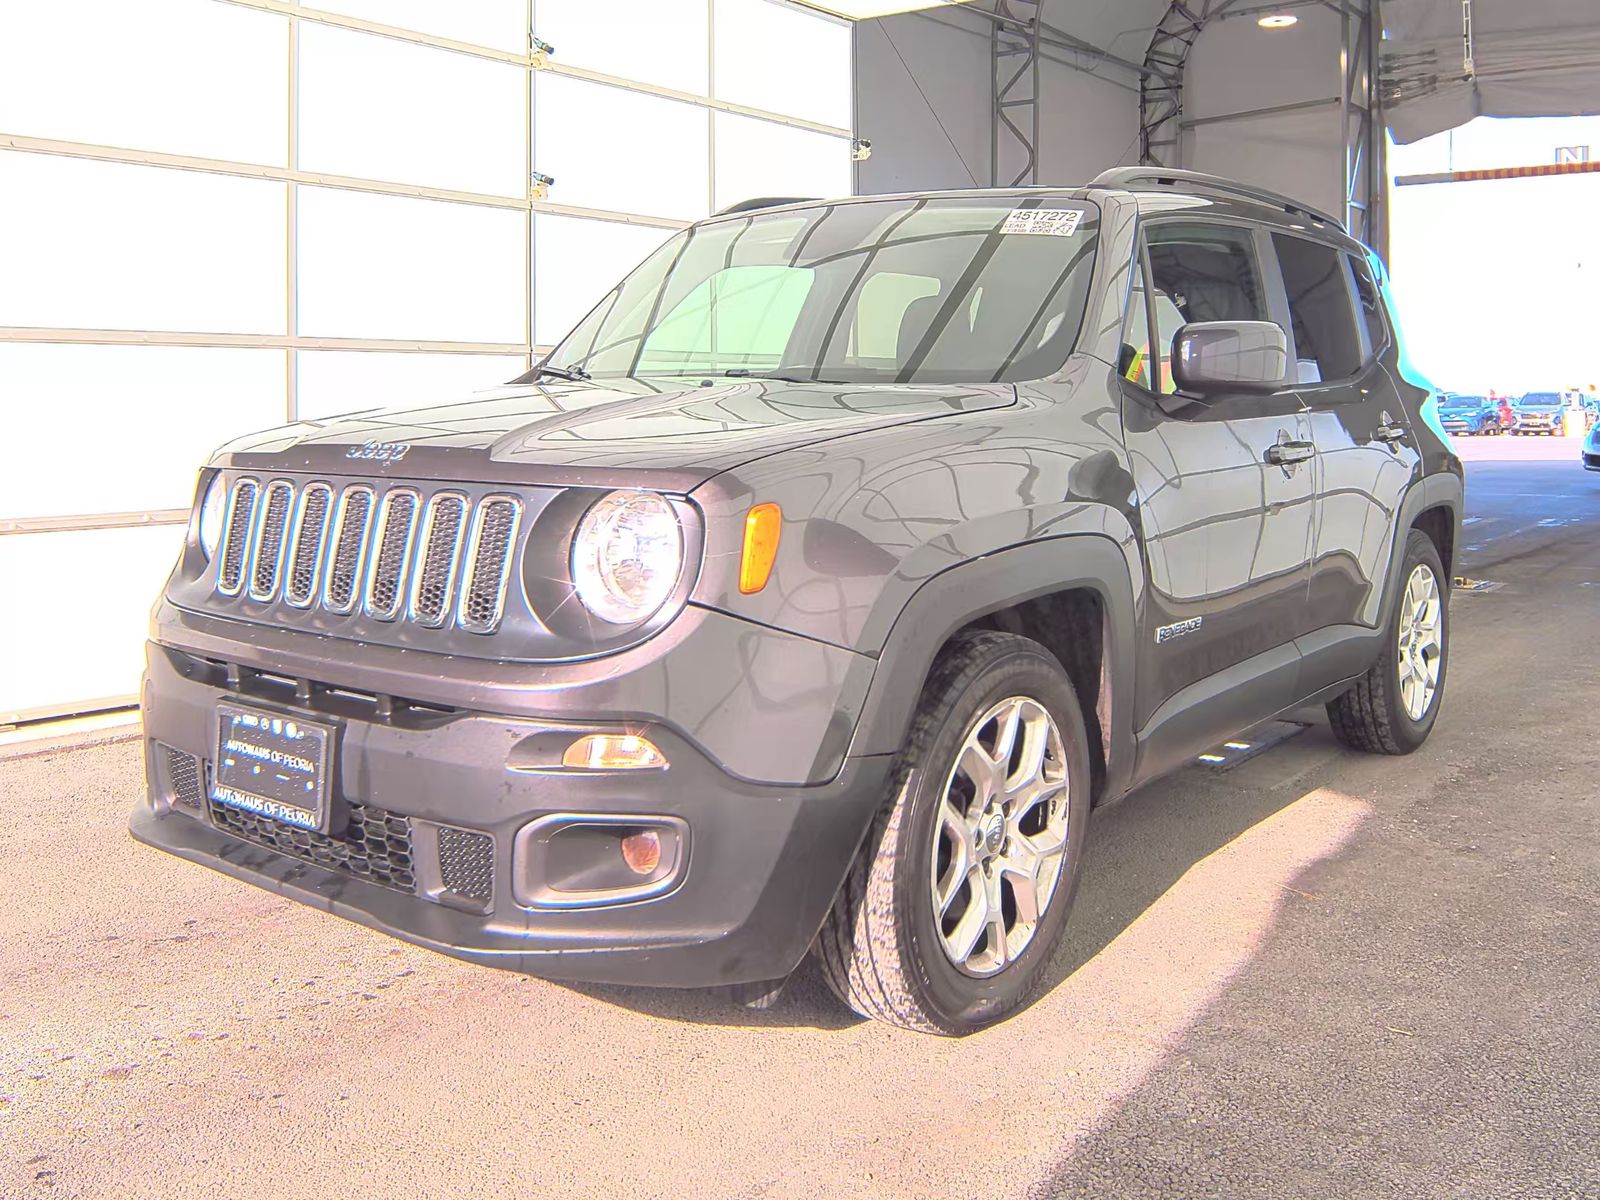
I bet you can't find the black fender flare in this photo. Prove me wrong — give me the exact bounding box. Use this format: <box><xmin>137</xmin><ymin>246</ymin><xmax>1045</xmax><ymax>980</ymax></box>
<box><xmin>1376</xmin><ymin>470</ymin><xmax>1463</xmax><ymax>631</ymax></box>
<box><xmin>844</xmin><ymin>534</ymin><xmax>1139</xmax><ymax>803</ymax></box>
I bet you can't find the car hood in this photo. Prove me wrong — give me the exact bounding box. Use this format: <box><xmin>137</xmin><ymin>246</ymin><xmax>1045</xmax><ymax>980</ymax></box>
<box><xmin>213</xmin><ymin>377</ymin><xmax>1017</xmax><ymax>491</ymax></box>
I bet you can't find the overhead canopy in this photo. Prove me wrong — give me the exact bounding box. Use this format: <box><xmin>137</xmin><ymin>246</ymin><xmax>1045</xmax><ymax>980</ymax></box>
<box><xmin>1383</xmin><ymin>0</ymin><xmax>1600</xmax><ymax>143</ymax></box>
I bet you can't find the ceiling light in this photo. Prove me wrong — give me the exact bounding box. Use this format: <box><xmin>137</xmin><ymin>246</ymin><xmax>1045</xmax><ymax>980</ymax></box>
<box><xmin>1257</xmin><ymin>13</ymin><xmax>1299</xmax><ymax>28</ymax></box>
<box><xmin>797</xmin><ymin>0</ymin><xmax>979</xmax><ymax>18</ymax></box>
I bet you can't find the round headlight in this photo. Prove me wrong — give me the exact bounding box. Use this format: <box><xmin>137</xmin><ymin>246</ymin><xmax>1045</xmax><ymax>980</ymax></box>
<box><xmin>571</xmin><ymin>490</ymin><xmax>684</xmax><ymax>625</ymax></box>
<box><xmin>197</xmin><ymin>473</ymin><xmax>228</xmax><ymax>561</ymax></box>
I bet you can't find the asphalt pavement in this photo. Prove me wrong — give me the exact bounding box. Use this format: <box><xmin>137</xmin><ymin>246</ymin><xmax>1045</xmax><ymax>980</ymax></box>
<box><xmin>2</xmin><ymin>433</ymin><xmax>1596</xmax><ymax>1199</ymax></box>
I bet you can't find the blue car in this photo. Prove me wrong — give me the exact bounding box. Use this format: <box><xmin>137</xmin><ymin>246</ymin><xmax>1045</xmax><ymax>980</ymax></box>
<box><xmin>1438</xmin><ymin>393</ymin><xmax>1499</xmax><ymax>435</ymax></box>
<box><xmin>1584</xmin><ymin>419</ymin><xmax>1600</xmax><ymax>472</ymax></box>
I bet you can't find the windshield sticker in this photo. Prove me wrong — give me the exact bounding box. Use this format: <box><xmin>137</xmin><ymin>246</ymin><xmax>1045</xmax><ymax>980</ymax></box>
<box><xmin>1001</xmin><ymin>208</ymin><xmax>1083</xmax><ymax>237</ymax></box>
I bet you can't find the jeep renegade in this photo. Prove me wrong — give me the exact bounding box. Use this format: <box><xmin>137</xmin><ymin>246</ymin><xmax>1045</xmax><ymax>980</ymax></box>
<box><xmin>135</xmin><ymin>169</ymin><xmax>1462</xmax><ymax>1034</ymax></box>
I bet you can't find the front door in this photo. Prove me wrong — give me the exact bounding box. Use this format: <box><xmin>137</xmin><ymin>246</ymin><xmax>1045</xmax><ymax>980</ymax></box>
<box><xmin>1118</xmin><ymin>220</ymin><xmax>1315</xmax><ymax>740</ymax></box>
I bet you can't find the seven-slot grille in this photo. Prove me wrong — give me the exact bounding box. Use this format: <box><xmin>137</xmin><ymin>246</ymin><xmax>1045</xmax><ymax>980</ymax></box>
<box><xmin>216</xmin><ymin>477</ymin><xmax>520</xmax><ymax>634</ymax></box>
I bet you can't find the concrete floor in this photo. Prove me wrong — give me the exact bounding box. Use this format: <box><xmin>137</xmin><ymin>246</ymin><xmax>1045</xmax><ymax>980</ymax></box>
<box><xmin>3</xmin><ymin>435</ymin><xmax>1597</xmax><ymax>1199</ymax></box>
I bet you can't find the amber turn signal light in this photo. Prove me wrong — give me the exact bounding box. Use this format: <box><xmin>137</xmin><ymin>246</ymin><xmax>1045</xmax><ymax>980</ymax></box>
<box><xmin>739</xmin><ymin>502</ymin><xmax>782</xmax><ymax>594</ymax></box>
<box><xmin>561</xmin><ymin>734</ymin><xmax>668</xmax><ymax>771</ymax></box>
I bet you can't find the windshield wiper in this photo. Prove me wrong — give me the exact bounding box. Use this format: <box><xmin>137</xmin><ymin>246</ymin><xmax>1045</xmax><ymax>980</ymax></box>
<box><xmin>529</xmin><ymin>363</ymin><xmax>592</xmax><ymax>382</ymax></box>
<box><xmin>720</xmin><ymin>368</ymin><xmax>839</xmax><ymax>384</ymax></box>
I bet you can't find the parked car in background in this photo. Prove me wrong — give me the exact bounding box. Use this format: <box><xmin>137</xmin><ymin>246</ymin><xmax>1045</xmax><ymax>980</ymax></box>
<box><xmin>1584</xmin><ymin>419</ymin><xmax>1600</xmax><ymax>471</ymax></box>
<box><xmin>1512</xmin><ymin>392</ymin><xmax>1566</xmax><ymax>435</ymax></box>
<box><xmin>1438</xmin><ymin>394</ymin><xmax>1499</xmax><ymax>435</ymax></box>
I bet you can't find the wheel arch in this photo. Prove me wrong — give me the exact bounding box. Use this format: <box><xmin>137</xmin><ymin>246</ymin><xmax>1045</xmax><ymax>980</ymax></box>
<box><xmin>846</xmin><ymin>535</ymin><xmax>1138</xmax><ymax>805</ymax></box>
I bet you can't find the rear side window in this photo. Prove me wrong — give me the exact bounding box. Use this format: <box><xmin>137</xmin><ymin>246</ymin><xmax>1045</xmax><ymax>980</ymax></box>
<box><xmin>1271</xmin><ymin>234</ymin><xmax>1363</xmax><ymax>384</ymax></box>
<box><xmin>1347</xmin><ymin>254</ymin><xmax>1388</xmax><ymax>354</ymax></box>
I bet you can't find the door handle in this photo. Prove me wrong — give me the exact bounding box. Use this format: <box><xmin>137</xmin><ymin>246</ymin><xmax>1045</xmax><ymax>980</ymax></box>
<box><xmin>1263</xmin><ymin>439</ymin><xmax>1315</xmax><ymax>467</ymax></box>
<box><xmin>1374</xmin><ymin>410</ymin><xmax>1410</xmax><ymax>444</ymax></box>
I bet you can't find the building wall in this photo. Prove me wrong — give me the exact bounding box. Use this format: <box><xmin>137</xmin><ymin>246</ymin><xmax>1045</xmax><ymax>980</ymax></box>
<box><xmin>0</xmin><ymin>0</ymin><xmax>854</xmax><ymax>723</ymax></box>
<box><xmin>854</xmin><ymin>6</ymin><xmax>1139</xmax><ymax>195</ymax></box>
<box><xmin>1180</xmin><ymin>5</ymin><xmax>1349</xmax><ymax>221</ymax></box>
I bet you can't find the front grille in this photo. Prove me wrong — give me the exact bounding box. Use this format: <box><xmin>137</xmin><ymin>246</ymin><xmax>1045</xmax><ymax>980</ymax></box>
<box><xmin>209</xmin><ymin>796</ymin><xmax>417</xmax><ymax>893</ymax></box>
<box><xmin>163</xmin><ymin>745</ymin><xmax>205</xmax><ymax>811</ymax></box>
<box><xmin>438</xmin><ymin>826</ymin><xmax>495</xmax><ymax>903</ymax></box>
<box><xmin>213</xmin><ymin>477</ymin><xmax>520</xmax><ymax>635</ymax></box>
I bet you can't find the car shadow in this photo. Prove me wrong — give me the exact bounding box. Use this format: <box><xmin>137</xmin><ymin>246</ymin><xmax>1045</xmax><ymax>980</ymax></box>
<box><xmin>558</xmin><ymin>715</ymin><xmax>1345</xmax><ymax>1032</ymax></box>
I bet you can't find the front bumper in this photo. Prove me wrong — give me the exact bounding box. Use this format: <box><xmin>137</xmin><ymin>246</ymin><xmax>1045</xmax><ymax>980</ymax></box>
<box><xmin>133</xmin><ymin>642</ymin><xmax>892</xmax><ymax>987</ymax></box>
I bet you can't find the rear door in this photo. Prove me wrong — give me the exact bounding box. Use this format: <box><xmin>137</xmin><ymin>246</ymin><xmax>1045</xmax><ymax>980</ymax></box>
<box><xmin>1273</xmin><ymin>236</ymin><xmax>1419</xmax><ymax>652</ymax></box>
<box><xmin>1118</xmin><ymin>219</ymin><xmax>1315</xmax><ymax>741</ymax></box>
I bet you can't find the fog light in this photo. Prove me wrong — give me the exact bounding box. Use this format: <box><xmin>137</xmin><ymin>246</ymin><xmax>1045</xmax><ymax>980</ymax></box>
<box><xmin>562</xmin><ymin>733</ymin><xmax>668</xmax><ymax>771</ymax></box>
<box><xmin>620</xmin><ymin>830</ymin><xmax>662</xmax><ymax>875</ymax></box>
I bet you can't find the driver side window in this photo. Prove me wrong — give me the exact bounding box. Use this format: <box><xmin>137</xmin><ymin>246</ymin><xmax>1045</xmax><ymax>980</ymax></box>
<box><xmin>1122</xmin><ymin>223</ymin><xmax>1266</xmax><ymax>395</ymax></box>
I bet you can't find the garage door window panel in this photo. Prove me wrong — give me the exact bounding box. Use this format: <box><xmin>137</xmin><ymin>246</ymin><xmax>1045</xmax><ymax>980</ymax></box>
<box><xmin>296</xmin><ymin>187</ymin><xmax>525</xmax><ymax>343</ymax></box>
<box><xmin>535</xmin><ymin>75</ymin><xmax>710</xmax><ymax>221</ymax></box>
<box><xmin>0</xmin><ymin>154</ymin><xmax>285</xmax><ymax>334</ymax></box>
<box><xmin>310</xmin><ymin>0</ymin><xmax>525</xmax><ymax>52</ymax></box>
<box><xmin>712</xmin><ymin>114</ymin><xmax>852</xmax><ymax>212</ymax></box>
<box><xmin>1271</xmin><ymin>234</ymin><xmax>1365</xmax><ymax>386</ymax></box>
<box><xmin>297</xmin><ymin>24</ymin><xmax>524</xmax><ymax>197</ymax></box>
<box><xmin>713</xmin><ymin>0</ymin><xmax>852</xmax><ymax>128</ymax></box>
<box><xmin>0</xmin><ymin>0</ymin><xmax>286</xmax><ymax>166</ymax></box>
<box><xmin>537</xmin><ymin>0</ymin><xmax>710</xmax><ymax>96</ymax></box>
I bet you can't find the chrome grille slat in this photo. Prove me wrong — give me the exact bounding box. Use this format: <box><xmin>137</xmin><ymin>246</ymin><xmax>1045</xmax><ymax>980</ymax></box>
<box><xmin>283</xmin><ymin>483</ymin><xmax>334</xmax><ymax>608</ymax></box>
<box><xmin>457</xmin><ymin>495</ymin><xmax>522</xmax><ymax>635</ymax></box>
<box><xmin>364</xmin><ymin>489</ymin><xmax>421</xmax><ymax>622</ymax></box>
<box><xmin>247</xmin><ymin>480</ymin><xmax>294</xmax><ymax>602</ymax></box>
<box><xmin>322</xmin><ymin>485</ymin><xmax>376</xmax><ymax>614</ymax></box>
<box><xmin>408</xmin><ymin>492</ymin><xmax>470</xmax><ymax>628</ymax></box>
<box><xmin>216</xmin><ymin>478</ymin><xmax>259</xmax><ymax>597</ymax></box>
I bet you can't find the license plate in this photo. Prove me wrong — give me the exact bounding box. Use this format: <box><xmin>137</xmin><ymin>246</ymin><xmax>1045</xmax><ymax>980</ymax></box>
<box><xmin>212</xmin><ymin>703</ymin><xmax>333</xmax><ymax>832</ymax></box>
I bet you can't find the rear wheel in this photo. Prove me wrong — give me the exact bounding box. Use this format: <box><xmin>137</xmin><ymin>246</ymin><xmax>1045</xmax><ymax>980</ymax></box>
<box><xmin>815</xmin><ymin>630</ymin><xmax>1091</xmax><ymax>1034</ymax></box>
<box><xmin>1327</xmin><ymin>529</ymin><xmax>1448</xmax><ymax>755</ymax></box>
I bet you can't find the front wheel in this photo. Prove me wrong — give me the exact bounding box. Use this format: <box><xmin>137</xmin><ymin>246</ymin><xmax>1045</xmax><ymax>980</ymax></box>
<box><xmin>1327</xmin><ymin>529</ymin><xmax>1448</xmax><ymax>754</ymax></box>
<box><xmin>815</xmin><ymin>630</ymin><xmax>1091</xmax><ymax>1034</ymax></box>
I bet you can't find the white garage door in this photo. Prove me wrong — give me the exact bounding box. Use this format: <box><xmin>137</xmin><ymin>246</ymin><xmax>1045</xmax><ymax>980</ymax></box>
<box><xmin>0</xmin><ymin>0</ymin><xmax>854</xmax><ymax>724</ymax></box>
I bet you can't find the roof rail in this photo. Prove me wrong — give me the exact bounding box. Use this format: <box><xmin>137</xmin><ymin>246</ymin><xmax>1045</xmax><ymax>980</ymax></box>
<box><xmin>715</xmin><ymin>196</ymin><xmax>819</xmax><ymax>216</ymax></box>
<box><xmin>1089</xmin><ymin>167</ymin><xmax>1345</xmax><ymax>232</ymax></box>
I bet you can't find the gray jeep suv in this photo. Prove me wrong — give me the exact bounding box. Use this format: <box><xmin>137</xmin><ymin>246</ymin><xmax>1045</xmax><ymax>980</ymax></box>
<box><xmin>134</xmin><ymin>169</ymin><xmax>1462</xmax><ymax>1034</ymax></box>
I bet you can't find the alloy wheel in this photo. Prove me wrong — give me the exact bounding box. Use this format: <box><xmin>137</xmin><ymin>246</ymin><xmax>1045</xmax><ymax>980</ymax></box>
<box><xmin>1397</xmin><ymin>564</ymin><xmax>1444</xmax><ymax>721</ymax></box>
<box><xmin>930</xmin><ymin>696</ymin><xmax>1071</xmax><ymax>977</ymax></box>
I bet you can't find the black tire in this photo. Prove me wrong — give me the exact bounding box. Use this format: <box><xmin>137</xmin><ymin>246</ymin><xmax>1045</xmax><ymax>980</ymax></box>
<box><xmin>815</xmin><ymin>629</ymin><xmax>1092</xmax><ymax>1035</ymax></box>
<box><xmin>1326</xmin><ymin>528</ymin><xmax>1449</xmax><ymax>755</ymax></box>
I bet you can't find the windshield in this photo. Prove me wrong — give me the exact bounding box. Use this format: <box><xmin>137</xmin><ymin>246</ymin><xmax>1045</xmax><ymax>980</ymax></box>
<box><xmin>1441</xmin><ymin>395</ymin><xmax>1482</xmax><ymax>408</ymax></box>
<box><xmin>1520</xmin><ymin>392</ymin><xmax>1562</xmax><ymax>406</ymax></box>
<box><xmin>537</xmin><ymin>196</ymin><xmax>1100</xmax><ymax>386</ymax></box>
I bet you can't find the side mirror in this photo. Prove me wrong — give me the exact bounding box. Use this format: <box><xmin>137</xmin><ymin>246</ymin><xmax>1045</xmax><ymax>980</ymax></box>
<box><xmin>1170</xmin><ymin>321</ymin><xmax>1289</xmax><ymax>396</ymax></box>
